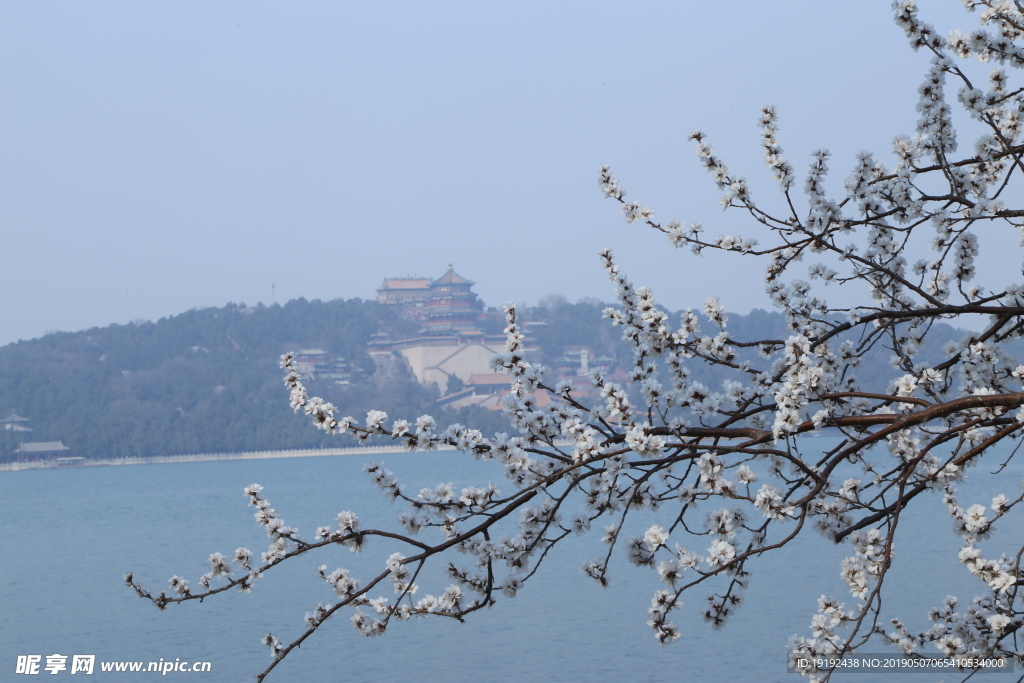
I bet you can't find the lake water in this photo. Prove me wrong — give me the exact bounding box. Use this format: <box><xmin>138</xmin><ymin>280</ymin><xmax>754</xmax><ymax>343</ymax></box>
<box><xmin>2</xmin><ymin>439</ymin><xmax>1019</xmax><ymax>682</ymax></box>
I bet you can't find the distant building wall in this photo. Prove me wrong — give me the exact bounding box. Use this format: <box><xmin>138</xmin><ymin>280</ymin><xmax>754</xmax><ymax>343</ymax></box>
<box><xmin>397</xmin><ymin>340</ymin><xmax>502</xmax><ymax>393</ymax></box>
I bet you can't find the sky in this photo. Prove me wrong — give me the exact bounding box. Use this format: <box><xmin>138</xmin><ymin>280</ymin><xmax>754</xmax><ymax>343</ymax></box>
<box><xmin>0</xmin><ymin>1</ymin><xmax>998</xmax><ymax>346</ymax></box>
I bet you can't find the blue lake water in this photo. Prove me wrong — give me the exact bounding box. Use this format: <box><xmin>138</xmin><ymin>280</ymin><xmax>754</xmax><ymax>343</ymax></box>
<box><xmin>2</xmin><ymin>439</ymin><xmax>1019</xmax><ymax>682</ymax></box>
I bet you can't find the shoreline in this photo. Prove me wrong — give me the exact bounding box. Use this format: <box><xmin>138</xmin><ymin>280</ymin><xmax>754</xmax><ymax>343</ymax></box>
<box><xmin>0</xmin><ymin>434</ymin><xmax>842</xmax><ymax>473</ymax></box>
<box><xmin>0</xmin><ymin>443</ymin><xmax>454</xmax><ymax>472</ymax></box>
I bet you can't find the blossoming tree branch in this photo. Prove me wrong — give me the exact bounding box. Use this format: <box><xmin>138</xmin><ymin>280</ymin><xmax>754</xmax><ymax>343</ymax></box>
<box><xmin>128</xmin><ymin>1</ymin><xmax>1024</xmax><ymax>679</ymax></box>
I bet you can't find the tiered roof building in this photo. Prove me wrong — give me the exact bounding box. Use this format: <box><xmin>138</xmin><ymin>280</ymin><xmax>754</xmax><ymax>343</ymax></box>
<box><xmin>421</xmin><ymin>266</ymin><xmax>484</xmax><ymax>335</ymax></box>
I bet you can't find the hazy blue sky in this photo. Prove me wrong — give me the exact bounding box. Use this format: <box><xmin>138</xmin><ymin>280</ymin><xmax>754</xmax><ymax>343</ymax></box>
<box><xmin>0</xmin><ymin>2</ymin><xmax>986</xmax><ymax>346</ymax></box>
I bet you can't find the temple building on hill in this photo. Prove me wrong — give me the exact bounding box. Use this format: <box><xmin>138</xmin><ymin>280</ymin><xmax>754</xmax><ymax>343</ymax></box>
<box><xmin>422</xmin><ymin>266</ymin><xmax>485</xmax><ymax>335</ymax></box>
<box><xmin>370</xmin><ymin>265</ymin><xmax>505</xmax><ymax>393</ymax></box>
<box><xmin>376</xmin><ymin>266</ymin><xmax>485</xmax><ymax>333</ymax></box>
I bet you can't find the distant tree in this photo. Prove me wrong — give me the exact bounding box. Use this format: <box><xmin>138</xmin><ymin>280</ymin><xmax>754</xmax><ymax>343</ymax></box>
<box><xmin>131</xmin><ymin>3</ymin><xmax>1024</xmax><ymax>680</ymax></box>
<box><xmin>537</xmin><ymin>293</ymin><xmax>569</xmax><ymax>309</ymax></box>
<box><xmin>444</xmin><ymin>373</ymin><xmax>466</xmax><ymax>394</ymax></box>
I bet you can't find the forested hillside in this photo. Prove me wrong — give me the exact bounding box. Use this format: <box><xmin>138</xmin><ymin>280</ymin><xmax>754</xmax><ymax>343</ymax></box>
<box><xmin>0</xmin><ymin>299</ymin><xmax>426</xmax><ymax>459</ymax></box>
<box><xmin>0</xmin><ymin>297</ymin><xmax>976</xmax><ymax>461</ymax></box>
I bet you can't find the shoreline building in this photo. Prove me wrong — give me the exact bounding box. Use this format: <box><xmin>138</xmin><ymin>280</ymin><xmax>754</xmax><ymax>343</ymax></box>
<box><xmin>371</xmin><ymin>266</ymin><xmax>506</xmax><ymax>394</ymax></box>
<box><xmin>14</xmin><ymin>441</ymin><xmax>70</xmax><ymax>462</ymax></box>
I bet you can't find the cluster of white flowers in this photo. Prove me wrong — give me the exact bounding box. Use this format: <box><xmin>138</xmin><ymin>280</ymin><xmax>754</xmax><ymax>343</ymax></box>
<box><xmin>753</xmin><ymin>483</ymin><xmax>794</xmax><ymax>519</ymax></box>
<box><xmin>839</xmin><ymin>529</ymin><xmax>890</xmax><ymax>600</ymax></box>
<box><xmin>759</xmin><ymin>105</ymin><xmax>795</xmax><ymax>192</ymax></box>
<box><xmin>788</xmin><ymin>596</ymin><xmax>857</xmax><ymax>677</ymax></box>
<box><xmin>318</xmin><ymin>564</ymin><xmax>360</xmax><ymax>598</ymax></box>
<box><xmin>241</xmin><ymin>484</ymin><xmax>300</xmax><ymax>564</ymax></box>
<box><xmin>198</xmin><ymin>552</ymin><xmax>233</xmax><ymax>589</ymax></box>
<box><xmin>647</xmin><ymin>589</ymin><xmax>682</xmax><ymax>644</ymax></box>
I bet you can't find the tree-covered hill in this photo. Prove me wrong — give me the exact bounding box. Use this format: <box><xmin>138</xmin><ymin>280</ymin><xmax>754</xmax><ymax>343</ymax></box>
<box><xmin>0</xmin><ymin>298</ymin><xmax>429</xmax><ymax>460</ymax></box>
<box><xmin>0</xmin><ymin>296</ymin><xmax>979</xmax><ymax>461</ymax></box>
